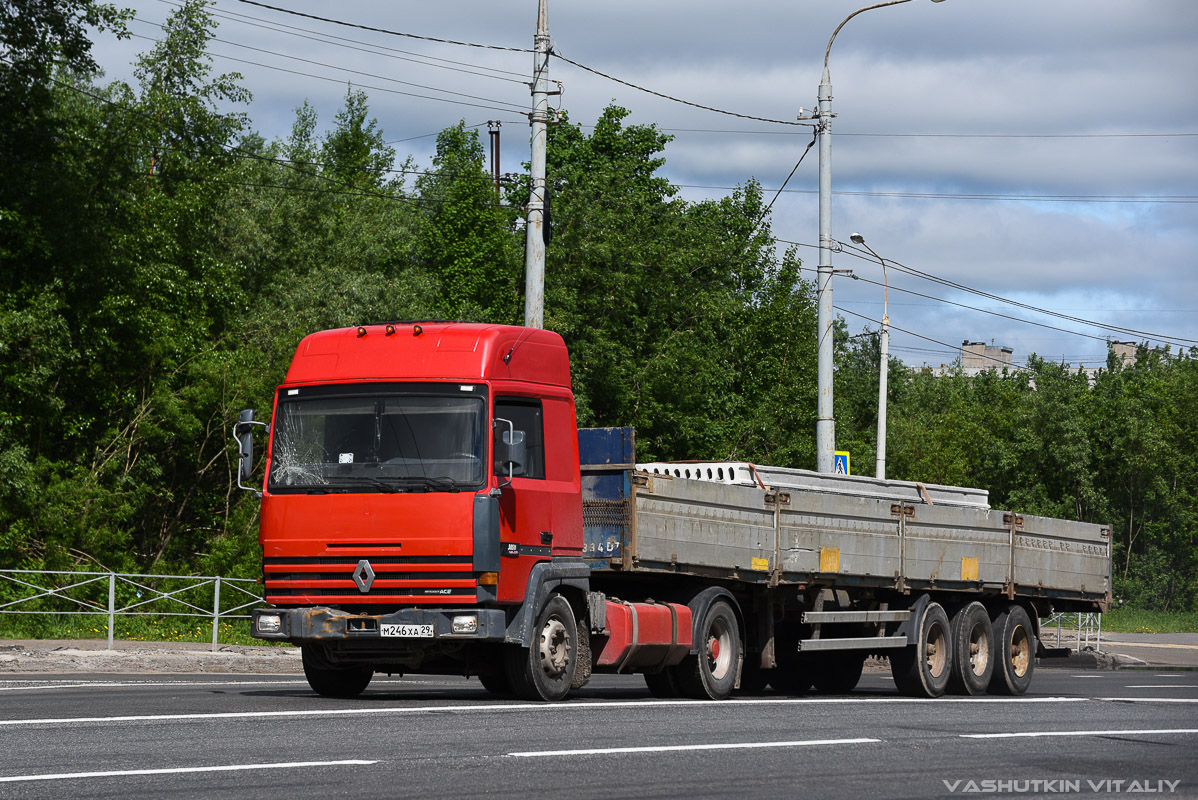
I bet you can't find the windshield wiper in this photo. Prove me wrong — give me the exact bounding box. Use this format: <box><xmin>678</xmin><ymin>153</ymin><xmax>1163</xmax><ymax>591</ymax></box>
<box><xmin>393</xmin><ymin>475</ymin><xmax>462</xmax><ymax>493</ymax></box>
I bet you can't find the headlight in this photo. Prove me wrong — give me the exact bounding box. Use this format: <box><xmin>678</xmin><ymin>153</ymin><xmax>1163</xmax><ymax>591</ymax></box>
<box><xmin>256</xmin><ymin>613</ymin><xmax>282</xmax><ymax>634</ymax></box>
<box><xmin>451</xmin><ymin>615</ymin><xmax>478</xmax><ymax>634</ymax></box>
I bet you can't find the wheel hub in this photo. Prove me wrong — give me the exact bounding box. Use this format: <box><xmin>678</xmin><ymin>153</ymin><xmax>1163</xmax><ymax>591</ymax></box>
<box><xmin>539</xmin><ymin>618</ymin><xmax>571</xmax><ymax>677</ymax></box>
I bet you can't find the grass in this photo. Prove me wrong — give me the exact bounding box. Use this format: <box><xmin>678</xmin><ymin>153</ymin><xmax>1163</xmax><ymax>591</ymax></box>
<box><xmin>1099</xmin><ymin>607</ymin><xmax>1198</xmax><ymax>634</ymax></box>
<box><xmin>0</xmin><ymin>613</ymin><xmax>273</xmax><ymax>646</ymax></box>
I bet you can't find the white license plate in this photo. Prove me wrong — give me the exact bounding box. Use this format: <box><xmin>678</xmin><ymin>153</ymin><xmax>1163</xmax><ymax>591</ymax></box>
<box><xmin>380</xmin><ymin>623</ymin><xmax>434</xmax><ymax>638</ymax></box>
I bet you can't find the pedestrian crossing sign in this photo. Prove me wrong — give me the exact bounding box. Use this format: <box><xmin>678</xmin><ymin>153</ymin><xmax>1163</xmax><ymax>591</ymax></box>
<box><xmin>834</xmin><ymin>451</ymin><xmax>851</xmax><ymax>475</ymax></box>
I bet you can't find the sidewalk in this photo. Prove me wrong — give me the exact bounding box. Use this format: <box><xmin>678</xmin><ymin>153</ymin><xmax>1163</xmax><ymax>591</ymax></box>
<box><xmin>0</xmin><ymin>639</ymin><xmax>302</xmax><ymax>675</ymax></box>
<box><xmin>1038</xmin><ymin>632</ymin><xmax>1198</xmax><ymax>670</ymax></box>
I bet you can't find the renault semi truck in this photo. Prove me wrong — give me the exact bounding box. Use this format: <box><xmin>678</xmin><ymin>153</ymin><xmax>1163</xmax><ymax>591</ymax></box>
<box><xmin>239</xmin><ymin>322</ymin><xmax>1110</xmax><ymax>701</ymax></box>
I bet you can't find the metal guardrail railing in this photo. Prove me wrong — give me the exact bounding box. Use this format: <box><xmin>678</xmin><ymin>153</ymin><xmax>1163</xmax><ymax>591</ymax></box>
<box><xmin>0</xmin><ymin>569</ymin><xmax>265</xmax><ymax>652</ymax></box>
<box><xmin>1043</xmin><ymin>611</ymin><xmax>1102</xmax><ymax>653</ymax></box>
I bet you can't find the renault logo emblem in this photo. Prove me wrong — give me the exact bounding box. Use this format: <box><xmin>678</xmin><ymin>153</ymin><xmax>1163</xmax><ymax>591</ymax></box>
<box><xmin>352</xmin><ymin>559</ymin><xmax>376</xmax><ymax>593</ymax></box>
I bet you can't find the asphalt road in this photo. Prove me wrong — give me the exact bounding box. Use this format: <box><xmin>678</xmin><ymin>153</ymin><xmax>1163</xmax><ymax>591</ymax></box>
<box><xmin>0</xmin><ymin>670</ymin><xmax>1195</xmax><ymax>800</ymax></box>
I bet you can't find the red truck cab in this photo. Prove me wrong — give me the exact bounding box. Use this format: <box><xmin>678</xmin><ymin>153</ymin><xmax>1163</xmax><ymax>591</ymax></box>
<box><xmin>259</xmin><ymin>322</ymin><xmax>583</xmax><ymax>607</ymax></box>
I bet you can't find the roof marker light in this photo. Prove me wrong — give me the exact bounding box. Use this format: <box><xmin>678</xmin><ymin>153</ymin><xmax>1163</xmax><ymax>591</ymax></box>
<box><xmin>356</xmin><ymin>326</ymin><xmax>367</xmax><ymax>338</ymax></box>
<box><xmin>413</xmin><ymin>324</ymin><xmax>423</xmax><ymax>336</ymax></box>
<box><xmin>385</xmin><ymin>325</ymin><xmax>396</xmax><ymax>336</ymax></box>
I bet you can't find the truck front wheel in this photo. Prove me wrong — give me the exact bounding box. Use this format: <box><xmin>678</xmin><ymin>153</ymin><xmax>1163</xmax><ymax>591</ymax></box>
<box><xmin>301</xmin><ymin>644</ymin><xmax>373</xmax><ymax>699</ymax></box>
<box><xmin>506</xmin><ymin>594</ymin><xmax>578</xmax><ymax>701</ymax></box>
<box><xmin>674</xmin><ymin>600</ymin><xmax>740</xmax><ymax>700</ymax></box>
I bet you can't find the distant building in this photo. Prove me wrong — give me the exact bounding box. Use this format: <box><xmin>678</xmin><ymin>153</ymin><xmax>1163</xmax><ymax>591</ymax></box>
<box><xmin>925</xmin><ymin>340</ymin><xmax>1138</xmax><ymax>384</ymax></box>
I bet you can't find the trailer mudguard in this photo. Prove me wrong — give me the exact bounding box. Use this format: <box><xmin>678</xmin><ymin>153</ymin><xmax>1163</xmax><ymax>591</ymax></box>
<box><xmin>890</xmin><ymin>593</ymin><xmax>933</xmax><ymax>643</ymax></box>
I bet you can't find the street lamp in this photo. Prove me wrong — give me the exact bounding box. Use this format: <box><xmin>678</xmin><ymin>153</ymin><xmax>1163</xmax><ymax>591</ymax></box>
<box><xmin>850</xmin><ymin>232</ymin><xmax>890</xmax><ymax>480</ymax></box>
<box><xmin>807</xmin><ymin>0</ymin><xmax>946</xmax><ymax>474</ymax></box>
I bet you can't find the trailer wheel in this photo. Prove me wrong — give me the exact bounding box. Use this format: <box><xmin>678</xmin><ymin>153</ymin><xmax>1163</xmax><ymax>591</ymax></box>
<box><xmin>505</xmin><ymin>594</ymin><xmax>577</xmax><ymax>701</ymax></box>
<box><xmin>644</xmin><ymin>669</ymin><xmax>681</xmax><ymax>698</ymax></box>
<box><xmin>989</xmin><ymin>604</ymin><xmax>1035</xmax><ymax>696</ymax></box>
<box><xmin>301</xmin><ymin>644</ymin><xmax>372</xmax><ymax>698</ymax></box>
<box><xmin>675</xmin><ymin>600</ymin><xmax>740</xmax><ymax>700</ymax></box>
<box><xmin>890</xmin><ymin>601</ymin><xmax>952</xmax><ymax>697</ymax></box>
<box><xmin>812</xmin><ymin>652</ymin><xmax>866</xmax><ymax>694</ymax></box>
<box><xmin>948</xmin><ymin>602</ymin><xmax>994</xmax><ymax>695</ymax></box>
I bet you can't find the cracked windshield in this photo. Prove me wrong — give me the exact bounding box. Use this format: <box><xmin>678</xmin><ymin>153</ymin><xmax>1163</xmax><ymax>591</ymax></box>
<box><xmin>268</xmin><ymin>386</ymin><xmax>486</xmax><ymax>492</ymax></box>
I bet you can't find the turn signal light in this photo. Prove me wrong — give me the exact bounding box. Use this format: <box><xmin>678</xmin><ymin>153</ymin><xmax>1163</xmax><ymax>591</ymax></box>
<box><xmin>478</xmin><ymin>572</ymin><xmax>499</xmax><ymax>585</ymax></box>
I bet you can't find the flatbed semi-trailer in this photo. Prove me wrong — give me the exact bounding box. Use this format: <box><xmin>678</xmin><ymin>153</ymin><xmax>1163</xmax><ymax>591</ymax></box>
<box><xmin>241</xmin><ymin>323</ymin><xmax>1110</xmax><ymax>701</ymax></box>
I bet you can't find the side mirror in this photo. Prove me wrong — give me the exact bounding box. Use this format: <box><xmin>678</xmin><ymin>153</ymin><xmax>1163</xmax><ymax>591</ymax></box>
<box><xmin>500</xmin><ymin>429</ymin><xmax>527</xmax><ymax>478</ymax></box>
<box><xmin>493</xmin><ymin>418</ymin><xmax>526</xmax><ymax>482</ymax></box>
<box><xmin>232</xmin><ymin>409</ymin><xmax>269</xmax><ymax>496</ymax></box>
<box><xmin>236</xmin><ymin>409</ymin><xmax>255</xmax><ymax>484</ymax></box>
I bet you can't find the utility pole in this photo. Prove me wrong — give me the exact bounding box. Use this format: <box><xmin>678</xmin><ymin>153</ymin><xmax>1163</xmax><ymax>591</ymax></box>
<box><xmin>523</xmin><ymin>0</ymin><xmax>550</xmax><ymax>329</ymax></box>
<box><xmin>809</xmin><ymin>0</ymin><xmax>945</xmax><ymax>473</ymax></box>
<box><xmin>487</xmin><ymin>121</ymin><xmax>502</xmax><ymax>201</ymax></box>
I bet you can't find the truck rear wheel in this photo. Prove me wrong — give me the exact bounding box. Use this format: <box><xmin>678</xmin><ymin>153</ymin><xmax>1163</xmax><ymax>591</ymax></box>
<box><xmin>505</xmin><ymin>594</ymin><xmax>578</xmax><ymax>702</ymax></box>
<box><xmin>890</xmin><ymin>601</ymin><xmax>952</xmax><ymax>697</ymax></box>
<box><xmin>674</xmin><ymin>600</ymin><xmax>740</xmax><ymax>700</ymax></box>
<box><xmin>948</xmin><ymin>602</ymin><xmax>994</xmax><ymax>695</ymax></box>
<box><xmin>989</xmin><ymin>604</ymin><xmax>1035</xmax><ymax>696</ymax></box>
<box><xmin>301</xmin><ymin>644</ymin><xmax>373</xmax><ymax>698</ymax></box>
<box><xmin>811</xmin><ymin>652</ymin><xmax>866</xmax><ymax>694</ymax></box>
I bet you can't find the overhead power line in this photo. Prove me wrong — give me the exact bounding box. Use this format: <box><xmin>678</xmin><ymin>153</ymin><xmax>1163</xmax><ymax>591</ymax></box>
<box><xmin>682</xmin><ymin>184</ymin><xmax>1198</xmax><ymax>204</ymax></box>
<box><xmin>125</xmin><ymin>29</ymin><xmax>526</xmax><ymax>114</ymax></box>
<box><xmin>835</xmin><ymin>241</ymin><xmax>1198</xmax><ymax>347</ymax></box>
<box><xmin>234</xmin><ymin>0</ymin><xmax>532</xmax><ymax>53</ymax></box>
<box><xmin>154</xmin><ymin>0</ymin><xmax>528</xmax><ymax>81</ymax></box>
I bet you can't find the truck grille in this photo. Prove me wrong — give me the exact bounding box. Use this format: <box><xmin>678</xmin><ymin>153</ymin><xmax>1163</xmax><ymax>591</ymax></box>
<box><xmin>263</xmin><ymin>555</ymin><xmax>477</xmax><ymax>604</ymax></box>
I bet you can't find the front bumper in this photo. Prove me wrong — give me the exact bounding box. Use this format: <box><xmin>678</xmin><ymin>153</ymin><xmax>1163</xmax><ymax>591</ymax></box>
<box><xmin>252</xmin><ymin>606</ymin><xmax>508</xmax><ymax>642</ymax></box>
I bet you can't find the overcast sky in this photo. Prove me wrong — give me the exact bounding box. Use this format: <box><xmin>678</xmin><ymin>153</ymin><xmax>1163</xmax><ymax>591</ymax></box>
<box><xmin>90</xmin><ymin>0</ymin><xmax>1198</xmax><ymax>369</ymax></box>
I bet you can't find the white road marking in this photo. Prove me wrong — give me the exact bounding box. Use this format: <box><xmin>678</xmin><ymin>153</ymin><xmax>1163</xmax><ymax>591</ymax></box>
<box><xmin>0</xmin><ymin>680</ymin><xmax>309</xmax><ymax>692</ymax></box>
<box><xmin>0</xmin><ymin>696</ymin><xmax>1086</xmax><ymax>728</ymax></box>
<box><xmin>962</xmin><ymin>728</ymin><xmax>1198</xmax><ymax>740</ymax></box>
<box><xmin>1125</xmin><ymin>685</ymin><xmax>1198</xmax><ymax>689</ymax></box>
<box><xmin>1070</xmin><ymin>675</ymin><xmax>1104</xmax><ymax>679</ymax></box>
<box><xmin>0</xmin><ymin>760</ymin><xmax>376</xmax><ymax>784</ymax></box>
<box><xmin>1099</xmin><ymin>697</ymin><xmax>1198</xmax><ymax>703</ymax></box>
<box><xmin>509</xmin><ymin>738</ymin><xmax>879</xmax><ymax>757</ymax></box>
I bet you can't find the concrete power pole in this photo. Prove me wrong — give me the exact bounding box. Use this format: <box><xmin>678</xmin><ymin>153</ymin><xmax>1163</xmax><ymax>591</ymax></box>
<box><xmin>523</xmin><ymin>0</ymin><xmax>550</xmax><ymax>329</ymax></box>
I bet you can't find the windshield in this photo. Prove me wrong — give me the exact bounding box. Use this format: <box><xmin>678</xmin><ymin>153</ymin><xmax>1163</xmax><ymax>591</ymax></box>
<box><xmin>267</xmin><ymin>384</ymin><xmax>487</xmax><ymax>493</ymax></box>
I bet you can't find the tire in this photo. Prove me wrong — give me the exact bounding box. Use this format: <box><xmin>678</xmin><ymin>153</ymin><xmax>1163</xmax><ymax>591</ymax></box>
<box><xmin>948</xmin><ymin>602</ymin><xmax>995</xmax><ymax>696</ymax></box>
<box><xmin>478</xmin><ymin>671</ymin><xmax>513</xmax><ymax>696</ymax></box>
<box><xmin>811</xmin><ymin>652</ymin><xmax>866</xmax><ymax>694</ymax></box>
<box><xmin>644</xmin><ymin>669</ymin><xmax>681</xmax><ymax>698</ymax></box>
<box><xmin>989</xmin><ymin>604</ymin><xmax>1035</xmax><ymax>696</ymax></box>
<box><xmin>890</xmin><ymin>601</ymin><xmax>952</xmax><ymax>698</ymax></box>
<box><xmin>301</xmin><ymin>644</ymin><xmax>372</xmax><ymax>698</ymax></box>
<box><xmin>674</xmin><ymin>600</ymin><xmax>741</xmax><ymax>700</ymax></box>
<box><xmin>505</xmin><ymin>594</ymin><xmax>578</xmax><ymax>701</ymax></box>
